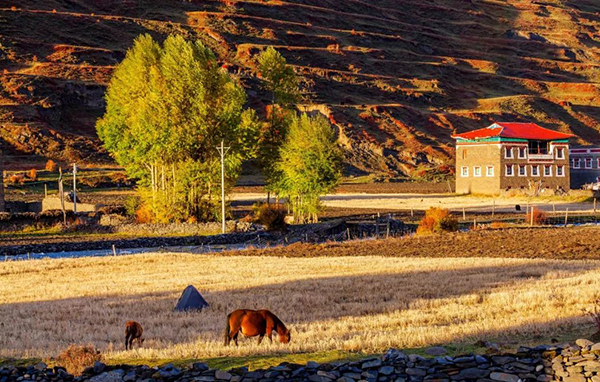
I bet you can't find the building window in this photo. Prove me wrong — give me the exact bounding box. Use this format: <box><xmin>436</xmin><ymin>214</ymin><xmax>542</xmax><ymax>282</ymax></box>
<box><xmin>572</xmin><ymin>158</ymin><xmax>581</xmax><ymax>168</ymax></box>
<box><xmin>486</xmin><ymin>165</ymin><xmax>494</xmax><ymax>177</ymax></box>
<box><xmin>556</xmin><ymin>165</ymin><xmax>565</xmax><ymax>177</ymax></box>
<box><xmin>518</xmin><ymin>165</ymin><xmax>527</xmax><ymax>177</ymax></box>
<box><xmin>505</xmin><ymin>164</ymin><xmax>514</xmax><ymax>176</ymax></box>
<box><xmin>544</xmin><ymin>165</ymin><xmax>552</xmax><ymax>177</ymax></box>
<box><xmin>461</xmin><ymin>166</ymin><xmax>469</xmax><ymax>177</ymax></box>
<box><xmin>473</xmin><ymin>166</ymin><xmax>482</xmax><ymax>177</ymax></box>
<box><xmin>586</xmin><ymin>158</ymin><xmax>593</xmax><ymax>169</ymax></box>
<box><xmin>531</xmin><ymin>165</ymin><xmax>539</xmax><ymax>176</ymax></box>
<box><xmin>556</xmin><ymin>147</ymin><xmax>565</xmax><ymax>159</ymax></box>
<box><xmin>518</xmin><ymin>147</ymin><xmax>527</xmax><ymax>159</ymax></box>
<box><xmin>505</xmin><ymin>147</ymin><xmax>513</xmax><ymax>159</ymax></box>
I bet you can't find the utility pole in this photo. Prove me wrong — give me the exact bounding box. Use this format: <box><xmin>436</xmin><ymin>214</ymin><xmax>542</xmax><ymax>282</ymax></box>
<box><xmin>216</xmin><ymin>140</ymin><xmax>230</xmax><ymax>234</ymax></box>
<box><xmin>72</xmin><ymin>163</ymin><xmax>77</xmax><ymax>213</ymax></box>
<box><xmin>58</xmin><ymin>167</ymin><xmax>66</xmax><ymax>225</ymax></box>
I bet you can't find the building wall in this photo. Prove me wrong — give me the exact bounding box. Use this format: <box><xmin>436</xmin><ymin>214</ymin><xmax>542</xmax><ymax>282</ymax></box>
<box><xmin>456</xmin><ymin>141</ymin><xmax>570</xmax><ymax>195</ymax></box>
<box><xmin>455</xmin><ymin>143</ymin><xmax>501</xmax><ymax>194</ymax></box>
<box><xmin>570</xmin><ymin>148</ymin><xmax>600</xmax><ymax>189</ymax></box>
<box><xmin>0</xmin><ymin>152</ymin><xmax>4</xmax><ymax>213</ymax></box>
<box><xmin>499</xmin><ymin>143</ymin><xmax>570</xmax><ymax>192</ymax></box>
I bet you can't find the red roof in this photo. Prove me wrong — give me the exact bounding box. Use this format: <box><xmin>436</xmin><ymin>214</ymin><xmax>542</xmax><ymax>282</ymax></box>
<box><xmin>452</xmin><ymin>122</ymin><xmax>574</xmax><ymax>141</ymax></box>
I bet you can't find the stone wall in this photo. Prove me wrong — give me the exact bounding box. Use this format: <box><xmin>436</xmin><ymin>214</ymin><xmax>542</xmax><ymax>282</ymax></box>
<box><xmin>3</xmin><ymin>341</ymin><xmax>600</xmax><ymax>382</ymax></box>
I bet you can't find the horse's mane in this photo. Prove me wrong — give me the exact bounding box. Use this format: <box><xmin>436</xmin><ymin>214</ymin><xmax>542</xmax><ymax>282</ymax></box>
<box><xmin>268</xmin><ymin>311</ymin><xmax>288</xmax><ymax>333</ymax></box>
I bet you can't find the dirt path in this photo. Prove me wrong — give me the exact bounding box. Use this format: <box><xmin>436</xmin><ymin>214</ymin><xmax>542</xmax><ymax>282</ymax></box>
<box><xmin>232</xmin><ymin>193</ymin><xmax>595</xmax><ymax>213</ymax></box>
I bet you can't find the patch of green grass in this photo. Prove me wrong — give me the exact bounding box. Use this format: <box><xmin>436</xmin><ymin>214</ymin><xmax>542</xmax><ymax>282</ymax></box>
<box><xmin>108</xmin><ymin>350</ymin><xmax>373</xmax><ymax>371</ymax></box>
<box><xmin>0</xmin><ymin>357</ymin><xmax>41</xmax><ymax>367</ymax></box>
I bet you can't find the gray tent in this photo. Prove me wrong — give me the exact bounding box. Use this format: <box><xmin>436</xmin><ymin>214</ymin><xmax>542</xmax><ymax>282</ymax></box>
<box><xmin>174</xmin><ymin>285</ymin><xmax>209</xmax><ymax>312</ymax></box>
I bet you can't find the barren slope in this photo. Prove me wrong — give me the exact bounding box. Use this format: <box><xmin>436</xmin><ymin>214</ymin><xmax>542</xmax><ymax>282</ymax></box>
<box><xmin>1</xmin><ymin>0</ymin><xmax>600</xmax><ymax>175</ymax></box>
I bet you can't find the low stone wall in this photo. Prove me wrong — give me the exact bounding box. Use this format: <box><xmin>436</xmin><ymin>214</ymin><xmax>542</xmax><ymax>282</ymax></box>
<box><xmin>3</xmin><ymin>341</ymin><xmax>600</xmax><ymax>382</ymax></box>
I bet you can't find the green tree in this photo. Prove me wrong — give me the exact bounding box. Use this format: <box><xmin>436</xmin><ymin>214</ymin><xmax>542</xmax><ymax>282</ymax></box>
<box><xmin>256</xmin><ymin>47</ymin><xmax>301</xmax><ymax>198</ymax></box>
<box><xmin>97</xmin><ymin>34</ymin><xmax>259</xmax><ymax>222</ymax></box>
<box><xmin>257</xmin><ymin>46</ymin><xmax>300</xmax><ymax>107</ymax></box>
<box><xmin>273</xmin><ymin>113</ymin><xmax>342</xmax><ymax>223</ymax></box>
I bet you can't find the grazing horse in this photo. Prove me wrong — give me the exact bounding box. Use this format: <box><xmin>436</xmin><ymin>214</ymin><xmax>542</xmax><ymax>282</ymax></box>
<box><xmin>224</xmin><ymin>309</ymin><xmax>291</xmax><ymax>346</ymax></box>
<box><xmin>125</xmin><ymin>321</ymin><xmax>144</xmax><ymax>350</ymax></box>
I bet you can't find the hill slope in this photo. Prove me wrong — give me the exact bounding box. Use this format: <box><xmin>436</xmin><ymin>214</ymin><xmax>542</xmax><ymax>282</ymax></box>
<box><xmin>2</xmin><ymin>0</ymin><xmax>600</xmax><ymax>176</ymax></box>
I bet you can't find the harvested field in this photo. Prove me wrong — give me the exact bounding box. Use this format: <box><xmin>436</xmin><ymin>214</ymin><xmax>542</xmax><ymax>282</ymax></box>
<box><xmin>1</xmin><ymin>231</ymin><xmax>600</xmax><ymax>361</ymax></box>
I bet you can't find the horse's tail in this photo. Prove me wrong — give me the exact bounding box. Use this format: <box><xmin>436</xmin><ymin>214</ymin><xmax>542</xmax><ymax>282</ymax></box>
<box><xmin>223</xmin><ymin>313</ymin><xmax>231</xmax><ymax>346</ymax></box>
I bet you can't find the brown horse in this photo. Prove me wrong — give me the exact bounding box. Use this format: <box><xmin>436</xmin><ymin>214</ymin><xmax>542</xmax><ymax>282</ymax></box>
<box><xmin>125</xmin><ymin>321</ymin><xmax>144</xmax><ymax>350</ymax></box>
<box><xmin>224</xmin><ymin>309</ymin><xmax>291</xmax><ymax>346</ymax></box>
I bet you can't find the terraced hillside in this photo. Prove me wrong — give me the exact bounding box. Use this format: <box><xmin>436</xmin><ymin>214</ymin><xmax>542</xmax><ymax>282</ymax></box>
<box><xmin>2</xmin><ymin>0</ymin><xmax>600</xmax><ymax>176</ymax></box>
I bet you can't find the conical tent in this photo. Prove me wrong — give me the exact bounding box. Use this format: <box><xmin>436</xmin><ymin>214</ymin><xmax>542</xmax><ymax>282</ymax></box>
<box><xmin>174</xmin><ymin>285</ymin><xmax>209</xmax><ymax>312</ymax></box>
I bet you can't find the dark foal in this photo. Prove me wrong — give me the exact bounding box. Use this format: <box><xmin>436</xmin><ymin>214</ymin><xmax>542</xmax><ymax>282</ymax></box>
<box><xmin>125</xmin><ymin>321</ymin><xmax>144</xmax><ymax>350</ymax></box>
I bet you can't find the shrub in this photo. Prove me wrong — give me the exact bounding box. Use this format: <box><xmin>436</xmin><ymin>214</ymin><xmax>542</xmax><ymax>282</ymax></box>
<box><xmin>45</xmin><ymin>160</ymin><xmax>58</xmax><ymax>172</ymax></box>
<box><xmin>6</xmin><ymin>173</ymin><xmax>25</xmax><ymax>185</ymax></box>
<box><xmin>135</xmin><ymin>204</ymin><xmax>153</xmax><ymax>224</ymax></box>
<box><xmin>489</xmin><ymin>221</ymin><xmax>509</xmax><ymax>229</ymax></box>
<box><xmin>28</xmin><ymin>168</ymin><xmax>37</xmax><ymax>181</ymax></box>
<box><xmin>253</xmin><ymin>202</ymin><xmax>287</xmax><ymax>231</ymax></box>
<box><xmin>526</xmin><ymin>208</ymin><xmax>547</xmax><ymax>225</ymax></box>
<box><xmin>124</xmin><ymin>196</ymin><xmax>141</xmax><ymax>217</ymax></box>
<box><xmin>54</xmin><ymin>344</ymin><xmax>101</xmax><ymax>375</ymax></box>
<box><xmin>416</xmin><ymin>207</ymin><xmax>458</xmax><ymax>235</ymax></box>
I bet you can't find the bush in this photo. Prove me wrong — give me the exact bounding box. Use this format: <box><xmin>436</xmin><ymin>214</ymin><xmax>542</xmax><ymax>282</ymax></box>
<box><xmin>6</xmin><ymin>173</ymin><xmax>25</xmax><ymax>186</ymax></box>
<box><xmin>28</xmin><ymin>168</ymin><xmax>37</xmax><ymax>181</ymax></box>
<box><xmin>416</xmin><ymin>207</ymin><xmax>458</xmax><ymax>235</ymax></box>
<box><xmin>54</xmin><ymin>344</ymin><xmax>101</xmax><ymax>375</ymax></box>
<box><xmin>135</xmin><ymin>204</ymin><xmax>153</xmax><ymax>224</ymax></box>
<box><xmin>526</xmin><ymin>208</ymin><xmax>547</xmax><ymax>225</ymax></box>
<box><xmin>45</xmin><ymin>160</ymin><xmax>58</xmax><ymax>172</ymax></box>
<box><xmin>253</xmin><ymin>202</ymin><xmax>287</xmax><ymax>231</ymax></box>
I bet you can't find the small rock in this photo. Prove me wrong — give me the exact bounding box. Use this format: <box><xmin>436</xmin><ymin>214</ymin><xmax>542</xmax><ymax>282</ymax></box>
<box><xmin>33</xmin><ymin>364</ymin><xmax>46</xmax><ymax>372</ymax></box>
<box><xmin>379</xmin><ymin>367</ymin><xmax>394</xmax><ymax>376</ymax></box>
<box><xmin>193</xmin><ymin>363</ymin><xmax>209</xmax><ymax>372</ymax></box>
<box><xmin>88</xmin><ymin>371</ymin><xmax>124</xmax><ymax>382</ymax></box>
<box><xmin>215</xmin><ymin>370</ymin><xmax>232</xmax><ymax>381</ymax></box>
<box><xmin>425</xmin><ymin>348</ymin><xmax>447</xmax><ymax>356</ymax></box>
<box><xmin>576</xmin><ymin>339</ymin><xmax>594</xmax><ymax>348</ymax></box>
<box><xmin>591</xmin><ymin>343</ymin><xmax>600</xmax><ymax>351</ymax></box>
<box><xmin>405</xmin><ymin>368</ymin><xmax>427</xmax><ymax>377</ymax></box>
<box><xmin>361</xmin><ymin>359</ymin><xmax>382</xmax><ymax>369</ymax></box>
<box><xmin>309</xmin><ymin>375</ymin><xmax>332</xmax><ymax>382</ymax></box>
<box><xmin>307</xmin><ymin>362</ymin><xmax>320</xmax><ymax>369</ymax></box>
<box><xmin>489</xmin><ymin>372</ymin><xmax>520</xmax><ymax>382</ymax></box>
<box><xmin>535</xmin><ymin>365</ymin><xmax>544</xmax><ymax>372</ymax></box>
<box><xmin>93</xmin><ymin>362</ymin><xmax>106</xmax><ymax>374</ymax></box>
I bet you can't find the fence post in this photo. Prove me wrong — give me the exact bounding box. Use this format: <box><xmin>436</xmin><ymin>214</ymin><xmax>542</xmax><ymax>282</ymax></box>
<box><xmin>594</xmin><ymin>198</ymin><xmax>597</xmax><ymax>215</ymax></box>
<box><xmin>386</xmin><ymin>219</ymin><xmax>390</xmax><ymax>239</ymax></box>
<box><xmin>530</xmin><ymin>207</ymin><xmax>534</xmax><ymax>227</ymax></box>
<box><xmin>492</xmin><ymin>200</ymin><xmax>495</xmax><ymax>218</ymax></box>
<box><xmin>112</xmin><ymin>245</ymin><xmax>117</xmax><ymax>256</ymax></box>
<box><xmin>410</xmin><ymin>207</ymin><xmax>414</xmax><ymax>218</ymax></box>
<box><xmin>552</xmin><ymin>203</ymin><xmax>556</xmax><ymax>213</ymax></box>
<box><xmin>463</xmin><ymin>207</ymin><xmax>466</xmax><ymax>220</ymax></box>
<box><xmin>565</xmin><ymin>208</ymin><xmax>569</xmax><ymax>227</ymax></box>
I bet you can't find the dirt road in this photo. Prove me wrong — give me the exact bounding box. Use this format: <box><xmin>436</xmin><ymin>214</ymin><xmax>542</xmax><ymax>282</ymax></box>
<box><xmin>232</xmin><ymin>192</ymin><xmax>595</xmax><ymax>213</ymax></box>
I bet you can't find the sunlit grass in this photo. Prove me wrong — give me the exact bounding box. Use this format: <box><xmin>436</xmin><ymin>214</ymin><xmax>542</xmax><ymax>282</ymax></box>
<box><xmin>0</xmin><ymin>253</ymin><xmax>598</xmax><ymax>364</ymax></box>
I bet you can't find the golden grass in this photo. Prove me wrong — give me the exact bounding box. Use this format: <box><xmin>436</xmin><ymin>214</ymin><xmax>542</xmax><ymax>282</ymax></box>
<box><xmin>1</xmin><ymin>253</ymin><xmax>599</xmax><ymax>362</ymax></box>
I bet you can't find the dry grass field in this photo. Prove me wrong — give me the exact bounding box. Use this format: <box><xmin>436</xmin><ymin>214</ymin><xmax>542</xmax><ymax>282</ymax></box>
<box><xmin>1</xmin><ymin>250</ymin><xmax>600</xmax><ymax>365</ymax></box>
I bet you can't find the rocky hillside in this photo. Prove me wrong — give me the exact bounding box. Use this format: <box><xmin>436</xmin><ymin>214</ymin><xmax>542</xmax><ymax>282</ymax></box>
<box><xmin>2</xmin><ymin>0</ymin><xmax>600</xmax><ymax>176</ymax></box>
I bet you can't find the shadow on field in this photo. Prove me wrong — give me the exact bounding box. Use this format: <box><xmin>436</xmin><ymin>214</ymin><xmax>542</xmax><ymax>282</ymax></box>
<box><xmin>0</xmin><ymin>260</ymin><xmax>597</xmax><ymax>355</ymax></box>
